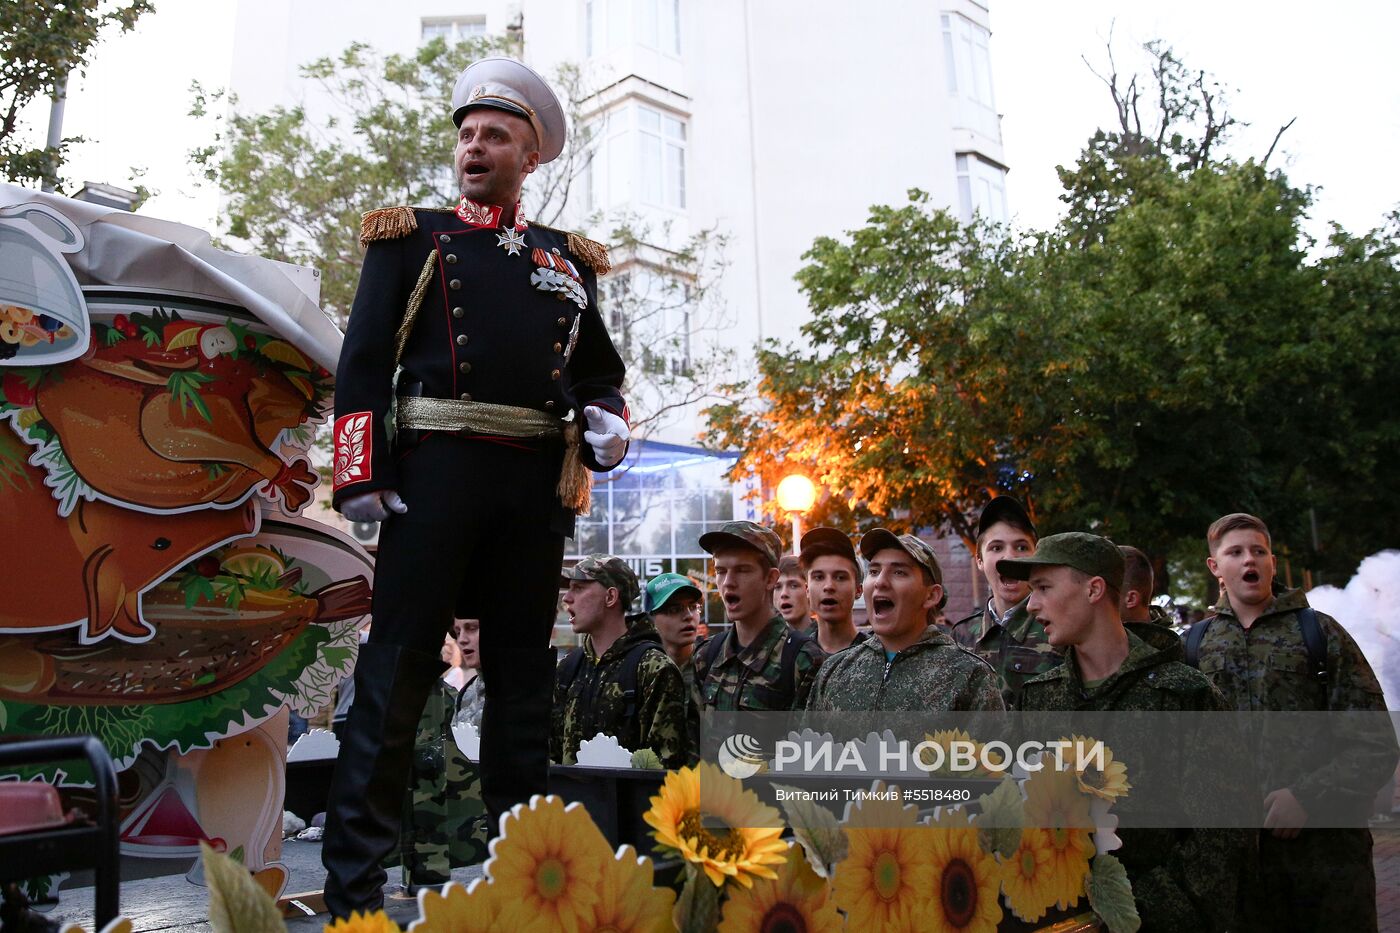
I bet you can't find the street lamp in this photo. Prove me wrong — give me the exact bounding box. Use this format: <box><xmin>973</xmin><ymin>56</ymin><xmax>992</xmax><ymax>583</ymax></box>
<box><xmin>776</xmin><ymin>473</ymin><xmax>817</xmax><ymax>555</ymax></box>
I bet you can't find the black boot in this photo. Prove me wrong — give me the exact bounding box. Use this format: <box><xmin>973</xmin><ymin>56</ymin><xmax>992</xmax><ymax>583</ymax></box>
<box><xmin>322</xmin><ymin>642</ymin><xmax>446</xmax><ymax>919</ymax></box>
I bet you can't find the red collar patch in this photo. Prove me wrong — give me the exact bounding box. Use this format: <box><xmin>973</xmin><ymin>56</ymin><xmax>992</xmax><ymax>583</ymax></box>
<box><xmin>454</xmin><ymin>197</ymin><xmax>528</xmax><ymax>231</ymax></box>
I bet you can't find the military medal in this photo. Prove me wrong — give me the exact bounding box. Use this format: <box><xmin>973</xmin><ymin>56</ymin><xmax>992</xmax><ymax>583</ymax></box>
<box><xmin>497</xmin><ymin>227</ymin><xmax>526</xmax><ymax>256</ymax></box>
<box><xmin>530</xmin><ymin>246</ymin><xmax>588</xmax><ymax>309</ymax></box>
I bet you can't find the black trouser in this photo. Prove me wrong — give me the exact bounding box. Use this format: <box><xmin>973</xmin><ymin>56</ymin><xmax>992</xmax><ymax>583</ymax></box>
<box><xmin>322</xmin><ymin>435</ymin><xmax>568</xmax><ymax>917</ymax></box>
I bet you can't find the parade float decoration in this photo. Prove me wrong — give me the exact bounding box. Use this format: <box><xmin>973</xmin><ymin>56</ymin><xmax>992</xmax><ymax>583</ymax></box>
<box><xmin>61</xmin><ymin>746</ymin><xmax>1136</xmax><ymax>932</ymax></box>
<box><xmin>0</xmin><ymin>184</ymin><xmax>372</xmax><ymax>900</ymax></box>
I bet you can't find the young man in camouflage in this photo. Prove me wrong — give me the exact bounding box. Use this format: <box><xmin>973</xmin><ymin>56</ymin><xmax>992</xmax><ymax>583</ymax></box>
<box><xmin>950</xmin><ymin>496</ymin><xmax>1058</xmax><ymax>708</ymax></box>
<box><xmin>806</xmin><ymin>529</ymin><xmax>1003</xmax><ymax>712</ymax></box>
<box><xmin>774</xmin><ymin>555</ymin><xmax>814</xmax><ymax>632</ymax></box>
<box><xmin>1118</xmin><ymin>545</ymin><xmax>1174</xmax><ymax>627</ymax></box>
<box><xmin>1004</xmin><ymin>533</ymin><xmax>1243</xmax><ymax>932</ymax></box>
<box><xmin>1194</xmin><ymin>513</ymin><xmax>1397</xmax><ymax>932</ymax></box>
<box><xmin>646</xmin><ymin>573</ymin><xmax>704</xmax><ymax>693</ymax></box>
<box><xmin>692</xmin><ymin>521</ymin><xmax>825</xmax><ymax>712</ymax></box>
<box><xmin>552</xmin><ymin>556</ymin><xmax>689</xmax><ymax>769</ymax></box>
<box><xmin>798</xmin><ymin>527</ymin><xmax>868</xmax><ymax>656</ymax></box>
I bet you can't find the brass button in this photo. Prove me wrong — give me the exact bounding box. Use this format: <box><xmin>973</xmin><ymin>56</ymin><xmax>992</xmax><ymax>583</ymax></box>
<box><xmin>550</xmin><ymin>368</ymin><xmax>560</xmax><ymax>380</ymax></box>
<box><xmin>449</xmin><ymin>278</ymin><xmax>461</xmax><ymax>289</ymax></box>
<box><xmin>556</xmin><ymin>292</ymin><xmax>567</xmax><ymax>301</ymax></box>
<box><xmin>452</xmin><ymin>306</ymin><xmax>464</xmax><ymax>318</ymax></box>
<box><xmin>552</xmin><ymin>342</ymin><xmax>562</xmax><ymax>353</ymax></box>
<box><xmin>545</xmin><ymin>400</ymin><xmax>555</xmax><ymax>410</ymax></box>
<box><xmin>445</xmin><ymin>253</ymin><xmax>458</xmax><ymax>264</ymax></box>
<box><xmin>456</xmin><ymin>334</ymin><xmax>469</xmax><ymax>346</ymax></box>
<box><xmin>459</xmin><ymin>361</ymin><xmax>472</xmax><ymax>374</ymax></box>
<box><xmin>556</xmin><ymin>317</ymin><xmax>567</xmax><ymax>327</ymax></box>
<box><xmin>438</xmin><ymin>234</ymin><xmax>450</xmax><ymax>243</ymax></box>
<box><xmin>460</xmin><ymin>392</ymin><xmax>472</xmax><ymax>401</ymax></box>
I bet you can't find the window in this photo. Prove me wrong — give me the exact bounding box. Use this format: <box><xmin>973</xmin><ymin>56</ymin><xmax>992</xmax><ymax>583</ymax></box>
<box><xmin>637</xmin><ymin>105</ymin><xmax>686</xmax><ymax>209</ymax></box>
<box><xmin>637</xmin><ymin>0</ymin><xmax>681</xmax><ymax>55</ymax></box>
<box><xmin>941</xmin><ymin>13</ymin><xmax>999</xmax><ymax>140</ymax></box>
<box><xmin>956</xmin><ymin>153</ymin><xmax>1009</xmax><ymax>225</ymax></box>
<box><xmin>421</xmin><ymin>16</ymin><xmax>486</xmax><ymax>43</ymax></box>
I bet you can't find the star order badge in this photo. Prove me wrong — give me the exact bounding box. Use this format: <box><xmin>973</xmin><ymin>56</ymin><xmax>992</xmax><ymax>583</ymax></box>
<box><xmin>497</xmin><ymin>227</ymin><xmax>526</xmax><ymax>256</ymax></box>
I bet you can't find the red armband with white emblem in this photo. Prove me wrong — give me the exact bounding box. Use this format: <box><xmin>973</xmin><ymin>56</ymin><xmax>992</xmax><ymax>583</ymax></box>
<box><xmin>333</xmin><ymin>411</ymin><xmax>374</xmax><ymax>491</ymax></box>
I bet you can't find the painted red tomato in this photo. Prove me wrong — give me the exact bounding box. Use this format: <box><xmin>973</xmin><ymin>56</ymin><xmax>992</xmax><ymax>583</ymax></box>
<box><xmin>2</xmin><ymin>372</ymin><xmax>36</xmax><ymax>407</ymax></box>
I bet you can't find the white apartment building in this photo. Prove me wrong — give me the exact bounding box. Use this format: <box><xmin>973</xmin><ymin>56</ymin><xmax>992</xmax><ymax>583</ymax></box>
<box><xmin>230</xmin><ymin>0</ymin><xmax>1005</xmax><ymax>618</ymax></box>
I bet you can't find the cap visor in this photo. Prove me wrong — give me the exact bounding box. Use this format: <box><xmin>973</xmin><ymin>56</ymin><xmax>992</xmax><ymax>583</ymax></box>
<box><xmin>994</xmin><ymin>556</ymin><xmax>1052</xmax><ymax>580</ymax></box>
<box><xmin>858</xmin><ymin>528</ymin><xmax>902</xmax><ymax>560</ymax></box>
<box><xmin>698</xmin><ymin>530</ymin><xmax>748</xmax><ymax>555</ymax></box>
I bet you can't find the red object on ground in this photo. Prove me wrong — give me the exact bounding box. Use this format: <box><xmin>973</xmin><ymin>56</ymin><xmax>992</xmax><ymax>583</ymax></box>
<box><xmin>0</xmin><ymin>782</ymin><xmax>70</xmax><ymax>835</ymax></box>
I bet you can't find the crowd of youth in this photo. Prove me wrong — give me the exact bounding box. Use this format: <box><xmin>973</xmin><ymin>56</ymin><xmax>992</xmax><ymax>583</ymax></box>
<box><xmin>533</xmin><ymin>499</ymin><xmax>1395</xmax><ymax>932</ymax></box>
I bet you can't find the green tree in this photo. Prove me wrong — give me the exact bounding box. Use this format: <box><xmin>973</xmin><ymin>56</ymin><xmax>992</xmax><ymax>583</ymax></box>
<box><xmin>0</xmin><ymin>0</ymin><xmax>153</xmax><ymax>188</ymax></box>
<box><xmin>708</xmin><ymin>42</ymin><xmax>1400</xmax><ymax>583</ymax></box>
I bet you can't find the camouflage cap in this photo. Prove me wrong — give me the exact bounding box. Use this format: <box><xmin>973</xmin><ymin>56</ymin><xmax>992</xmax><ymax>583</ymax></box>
<box><xmin>799</xmin><ymin>526</ymin><xmax>862</xmax><ymax>578</ymax></box>
<box><xmin>561</xmin><ymin>554</ymin><xmax>640</xmax><ymax>605</ymax></box>
<box><xmin>996</xmin><ymin>532</ymin><xmax>1125</xmax><ymax>592</ymax></box>
<box><xmin>858</xmin><ymin>529</ymin><xmax>942</xmax><ymax>584</ymax></box>
<box><xmin>643</xmin><ymin>572</ymin><xmax>702</xmax><ymax>613</ymax></box>
<box><xmin>698</xmin><ymin>520</ymin><xmax>783</xmax><ymax>568</ymax></box>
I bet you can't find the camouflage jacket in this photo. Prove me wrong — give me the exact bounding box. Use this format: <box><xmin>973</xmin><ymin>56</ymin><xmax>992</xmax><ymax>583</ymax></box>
<box><xmin>1195</xmin><ymin>588</ymin><xmax>1396</xmax><ymax>815</ymax></box>
<box><xmin>1021</xmin><ymin>626</ymin><xmax>1244</xmax><ymax>933</ymax></box>
<box><xmin>389</xmin><ymin>680</ymin><xmax>489</xmax><ymax>885</ymax></box>
<box><xmin>949</xmin><ymin>597</ymin><xmax>1060</xmax><ymax>709</ymax></box>
<box><xmin>691</xmin><ymin>616</ymin><xmax>825</xmax><ymax>712</ymax></box>
<box><xmin>551</xmin><ymin>620</ymin><xmax>690</xmax><ymax>769</ymax></box>
<box><xmin>805</xmin><ymin>625</ymin><xmax>1005</xmax><ymax>712</ymax></box>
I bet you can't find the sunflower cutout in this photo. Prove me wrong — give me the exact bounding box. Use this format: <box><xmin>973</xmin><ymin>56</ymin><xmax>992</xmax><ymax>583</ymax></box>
<box><xmin>925</xmin><ymin>811</ymin><xmax>1003</xmax><ymax>933</ymax></box>
<box><xmin>408</xmin><ymin>879</ymin><xmax>498</xmax><ymax>933</ymax></box>
<box><xmin>644</xmin><ymin>761</ymin><xmax>787</xmax><ymax>888</ymax></box>
<box><xmin>1022</xmin><ymin>763</ymin><xmax>1095</xmax><ymax>910</ymax></box>
<box><xmin>324</xmin><ymin>910</ymin><xmax>403</xmax><ymax>933</ymax></box>
<box><xmin>997</xmin><ymin>828</ymin><xmax>1059</xmax><ymax>923</ymax></box>
<box><xmin>485</xmin><ymin>795</ymin><xmax>611</xmax><ymax>932</ymax></box>
<box><xmin>840</xmin><ymin>780</ymin><xmax>921</xmax><ymax>828</ymax></box>
<box><xmin>718</xmin><ymin>842</ymin><xmax>845</xmax><ymax>933</ymax></box>
<box><xmin>918</xmin><ymin>729</ymin><xmax>1006</xmax><ymax>777</ymax></box>
<box><xmin>580</xmin><ymin>844</ymin><xmax>677</xmax><ymax>933</ymax></box>
<box><xmin>832</xmin><ymin>821</ymin><xmax>934</xmax><ymax>931</ymax></box>
<box><xmin>1059</xmin><ymin>734</ymin><xmax>1131</xmax><ymax>802</ymax></box>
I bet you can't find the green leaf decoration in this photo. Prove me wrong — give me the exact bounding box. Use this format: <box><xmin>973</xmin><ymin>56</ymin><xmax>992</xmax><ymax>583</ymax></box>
<box><xmin>674</xmin><ymin>865</ymin><xmax>722</xmax><ymax>933</ymax></box>
<box><xmin>1087</xmin><ymin>852</ymin><xmax>1141</xmax><ymax>933</ymax></box>
<box><xmin>166</xmin><ymin>370</ymin><xmax>216</xmax><ymax>422</ymax></box>
<box><xmin>976</xmin><ymin>776</ymin><xmax>1024</xmax><ymax>858</ymax></box>
<box><xmin>772</xmin><ymin>783</ymin><xmax>847</xmax><ymax>878</ymax></box>
<box><xmin>201</xmin><ymin>841</ymin><xmax>286</xmax><ymax>933</ymax></box>
<box><xmin>630</xmin><ymin>748</ymin><xmax>663</xmax><ymax>770</ymax></box>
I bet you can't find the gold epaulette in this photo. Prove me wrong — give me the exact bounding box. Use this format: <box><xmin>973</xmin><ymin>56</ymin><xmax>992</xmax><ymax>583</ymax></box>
<box><xmin>566</xmin><ymin>232</ymin><xmax>612</xmax><ymax>275</ymax></box>
<box><xmin>359</xmin><ymin>206</ymin><xmax>418</xmax><ymax>248</ymax></box>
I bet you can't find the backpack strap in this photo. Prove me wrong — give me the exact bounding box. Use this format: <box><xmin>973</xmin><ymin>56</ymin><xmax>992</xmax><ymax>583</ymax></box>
<box><xmin>558</xmin><ymin>646</ymin><xmax>587</xmax><ymax>693</ymax></box>
<box><xmin>697</xmin><ymin>629</ymin><xmax>728</xmax><ymax>684</ymax></box>
<box><xmin>775</xmin><ymin>628</ymin><xmax>814</xmax><ymax>705</ymax></box>
<box><xmin>1184</xmin><ymin>615</ymin><xmax>1214</xmax><ymax>668</ymax></box>
<box><xmin>1297</xmin><ymin>607</ymin><xmax>1330</xmax><ymax>688</ymax></box>
<box><xmin>617</xmin><ymin>642</ymin><xmax>654</xmax><ymax>721</ymax></box>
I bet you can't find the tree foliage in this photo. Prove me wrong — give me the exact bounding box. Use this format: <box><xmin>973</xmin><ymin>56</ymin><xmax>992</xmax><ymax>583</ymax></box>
<box><xmin>0</xmin><ymin>0</ymin><xmax>153</xmax><ymax>188</ymax></box>
<box><xmin>707</xmin><ymin>41</ymin><xmax>1400</xmax><ymax>583</ymax></box>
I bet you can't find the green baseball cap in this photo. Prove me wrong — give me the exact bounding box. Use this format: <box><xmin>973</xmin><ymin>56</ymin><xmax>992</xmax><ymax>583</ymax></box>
<box><xmin>858</xmin><ymin>529</ymin><xmax>942</xmax><ymax>584</ymax></box>
<box><xmin>996</xmin><ymin>532</ymin><xmax>1125</xmax><ymax>592</ymax></box>
<box><xmin>698</xmin><ymin>520</ymin><xmax>784</xmax><ymax>568</ymax></box>
<box><xmin>561</xmin><ymin>554</ymin><xmax>640</xmax><ymax>605</ymax></box>
<box><xmin>643</xmin><ymin>572</ymin><xmax>702</xmax><ymax>613</ymax></box>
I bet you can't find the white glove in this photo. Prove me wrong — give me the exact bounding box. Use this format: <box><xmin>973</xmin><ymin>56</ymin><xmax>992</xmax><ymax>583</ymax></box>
<box><xmin>583</xmin><ymin>405</ymin><xmax>629</xmax><ymax>468</ymax></box>
<box><xmin>341</xmin><ymin>489</ymin><xmax>408</xmax><ymax>523</ymax></box>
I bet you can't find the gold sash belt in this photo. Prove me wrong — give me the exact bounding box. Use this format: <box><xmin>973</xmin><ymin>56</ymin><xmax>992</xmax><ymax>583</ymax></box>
<box><xmin>395</xmin><ymin>396</ymin><xmax>591</xmax><ymax>514</ymax></box>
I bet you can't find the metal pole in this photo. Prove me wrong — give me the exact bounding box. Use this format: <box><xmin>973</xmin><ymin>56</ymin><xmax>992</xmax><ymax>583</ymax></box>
<box><xmin>791</xmin><ymin>512</ymin><xmax>802</xmax><ymax>556</ymax></box>
<box><xmin>42</xmin><ymin>67</ymin><xmax>69</xmax><ymax>192</ymax></box>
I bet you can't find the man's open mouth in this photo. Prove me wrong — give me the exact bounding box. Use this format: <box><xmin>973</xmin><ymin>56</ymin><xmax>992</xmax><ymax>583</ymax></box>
<box><xmin>465</xmin><ymin>161</ymin><xmax>490</xmax><ymax>175</ymax></box>
<box><xmin>724</xmin><ymin>594</ymin><xmax>741</xmax><ymax>608</ymax></box>
<box><xmin>819</xmin><ymin>598</ymin><xmax>839</xmax><ymax>609</ymax></box>
<box><xmin>1243</xmin><ymin>570</ymin><xmax>1260</xmax><ymax>583</ymax></box>
<box><xmin>871</xmin><ymin>596</ymin><xmax>895</xmax><ymax>615</ymax></box>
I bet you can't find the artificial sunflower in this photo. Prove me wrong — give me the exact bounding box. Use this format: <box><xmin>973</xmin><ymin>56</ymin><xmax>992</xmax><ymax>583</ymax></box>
<box><xmin>324</xmin><ymin>910</ymin><xmax>402</xmax><ymax>933</ymax></box>
<box><xmin>832</xmin><ymin>824</ymin><xmax>934</xmax><ymax>931</ymax></box>
<box><xmin>1060</xmin><ymin>734</ymin><xmax>1131</xmax><ymax>801</ymax></box>
<box><xmin>918</xmin><ymin>729</ymin><xmax>1006</xmax><ymax>776</ymax></box>
<box><xmin>407</xmin><ymin>879</ymin><xmax>497</xmax><ymax>933</ymax></box>
<box><xmin>925</xmin><ymin>811</ymin><xmax>1003</xmax><ymax>933</ymax></box>
<box><xmin>718</xmin><ymin>843</ymin><xmax>845</xmax><ymax>933</ymax></box>
<box><xmin>1022</xmin><ymin>763</ymin><xmax>1095</xmax><ymax>910</ymax></box>
<box><xmin>485</xmin><ymin>794</ymin><xmax>611</xmax><ymax>932</ymax></box>
<box><xmin>998</xmin><ymin>827</ymin><xmax>1059</xmax><ymax>922</ymax></box>
<box><xmin>644</xmin><ymin>761</ymin><xmax>787</xmax><ymax>888</ymax></box>
<box><xmin>579</xmin><ymin>844</ymin><xmax>677</xmax><ymax>933</ymax></box>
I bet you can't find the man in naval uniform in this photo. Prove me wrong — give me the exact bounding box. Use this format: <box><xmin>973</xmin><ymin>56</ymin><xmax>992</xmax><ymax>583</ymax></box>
<box><xmin>321</xmin><ymin>57</ymin><xmax>630</xmax><ymax>917</ymax></box>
